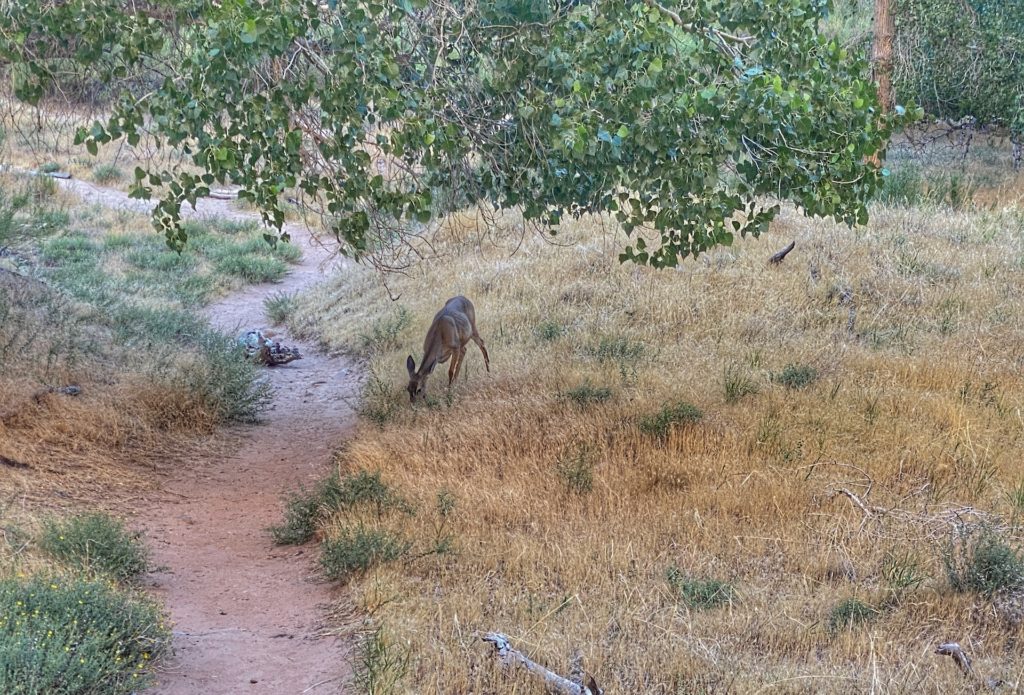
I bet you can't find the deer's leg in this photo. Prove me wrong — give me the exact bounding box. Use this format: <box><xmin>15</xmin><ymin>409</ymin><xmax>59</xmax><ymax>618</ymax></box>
<box><xmin>448</xmin><ymin>349</ymin><xmax>461</xmax><ymax>386</ymax></box>
<box><xmin>472</xmin><ymin>333</ymin><xmax>490</xmax><ymax>372</ymax></box>
<box><xmin>451</xmin><ymin>346</ymin><xmax>468</xmax><ymax>384</ymax></box>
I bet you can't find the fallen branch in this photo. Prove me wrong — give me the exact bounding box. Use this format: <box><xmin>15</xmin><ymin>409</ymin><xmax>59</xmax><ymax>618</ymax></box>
<box><xmin>935</xmin><ymin>642</ymin><xmax>1003</xmax><ymax>689</ymax></box>
<box><xmin>768</xmin><ymin>240</ymin><xmax>796</xmax><ymax>264</ymax></box>
<box><xmin>480</xmin><ymin>632</ymin><xmax>602</xmax><ymax>695</ymax></box>
<box><xmin>208</xmin><ymin>189</ymin><xmax>238</xmax><ymax>200</ymax></box>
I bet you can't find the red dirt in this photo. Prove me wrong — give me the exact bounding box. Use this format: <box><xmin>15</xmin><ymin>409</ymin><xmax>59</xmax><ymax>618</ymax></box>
<box><xmin>53</xmin><ymin>177</ymin><xmax>359</xmax><ymax>694</ymax></box>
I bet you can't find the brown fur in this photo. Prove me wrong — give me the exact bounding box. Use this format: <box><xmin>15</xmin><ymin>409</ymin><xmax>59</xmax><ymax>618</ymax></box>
<box><xmin>406</xmin><ymin>296</ymin><xmax>490</xmax><ymax>402</ymax></box>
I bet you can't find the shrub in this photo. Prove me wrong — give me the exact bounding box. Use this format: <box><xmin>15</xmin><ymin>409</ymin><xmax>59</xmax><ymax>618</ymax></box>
<box><xmin>213</xmin><ymin>253</ymin><xmax>288</xmax><ymax>283</ymax></box>
<box><xmin>125</xmin><ymin>247</ymin><xmax>195</xmax><ymax>273</ymax></box>
<box><xmin>271</xmin><ymin>470</ymin><xmax>410</xmax><ymax>545</ymax></box>
<box><xmin>355</xmin><ymin>624</ymin><xmax>409</xmax><ymax>695</ymax></box>
<box><xmin>0</xmin><ymin>575</ymin><xmax>169</xmax><ymax>695</ymax></box>
<box><xmin>534</xmin><ymin>319</ymin><xmax>564</xmax><ymax>341</ymax></box>
<box><xmin>40</xmin><ymin>234</ymin><xmax>98</xmax><ymax>265</ymax></box>
<box><xmin>555</xmin><ymin>444</ymin><xmax>595</xmax><ymax>495</ymax></box>
<box><xmin>175</xmin><ymin>331</ymin><xmax>273</xmax><ymax>424</ymax></box>
<box><xmin>881</xmin><ymin>550</ymin><xmax>926</xmax><ymax>595</ymax></box>
<box><xmin>560</xmin><ymin>381</ymin><xmax>613</xmax><ymax>408</ymax></box>
<box><xmin>723</xmin><ymin>364</ymin><xmax>759</xmax><ymax>403</ymax></box>
<box><xmin>38</xmin><ymin>161</ymin><xmax>61</xmax><ymax>174</ymax></box>
<box><xmin>39</xmin><ymin>513</ymin><xmax>149</xmax><ymax>581</ymax></box>
<box><xmin>589</xmin><ymin>336</ymin><xmax>645</xmax><ymax>363</ymax></box>
<box><xmin>91</xmin><ymin>163</ymin><xmax>123</xmax><ymax>184</ymax></box>
<box><xmin>944</xmin><ymin>528</ymin><xmax>1024</xmax><ymax>596</ymax></box>
<box><xmin>827</xmin><ymin>597</ymin><xmax>878</xmax><ymax>634</ymax></box>
<box><xmin>638</xmin><ymin>401</ymin><xmax>703</xmax><ymax>440</ymax></box>
<box><xmin>264</xmin><ymin>290</ymin><xmax>297</xmax><ymax>325</ymax></box>
<box><xmin>320</xmin><ymin>526</ymin><xmax>409</xmax><ymax>582</ymax></box>
<box><xmin>772</xmin><ymin>364</ymin><xmax>819</xmax><ymax>390</ymax></box>
<box><xmin>666</xmin><ymin>566</ymin><xmax>735</xmax><ymax>610</ymax></box>
<box><xmin>877</xmin><ymin>164</ymin><xmax>924</xmax><ymax>206</ymax></box>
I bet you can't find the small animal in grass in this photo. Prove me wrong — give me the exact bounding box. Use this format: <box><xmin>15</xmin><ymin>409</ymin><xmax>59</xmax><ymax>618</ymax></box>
<box><xmin>406</xmin><ymin>296</ymin><xmax>490</xmax><ymax>403</ymax></box>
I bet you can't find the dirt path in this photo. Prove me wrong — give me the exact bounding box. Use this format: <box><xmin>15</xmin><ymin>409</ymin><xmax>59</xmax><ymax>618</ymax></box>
<box><xmin>54</xmin><ymin>178</ymin><xmax>359</xmax><ymax>694</ymax></box>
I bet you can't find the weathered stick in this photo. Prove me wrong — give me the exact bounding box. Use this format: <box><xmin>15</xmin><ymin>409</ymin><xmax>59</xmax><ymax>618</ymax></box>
<box><xmin>768</xmin><ymin>240</ymin><xmax>796</xmax><ymax>264</ymax></box>
<box><xmin>936</xmin><ymin>642</ymin><xmax>975</xmax><ymax>678</ymax></box>
<box><xmin>935</xmin><ymin>642</ymin><xmax>1003</xmax><ymax>689</ymax></box>
<box><xmin>208</xmin><ymin>189</ymin><xmax>238</xmax><ymax>200</ymax></box>
<box><xmin>480</xmin><ymin>632</ymin><xmax>601</xmax><ymax>695</ymax></box>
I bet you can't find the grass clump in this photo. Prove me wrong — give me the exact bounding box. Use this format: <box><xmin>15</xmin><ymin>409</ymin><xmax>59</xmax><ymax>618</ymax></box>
<box><xmin>213</xmin><ymin>253</ymin><xmax>288</xmax><ymax>283</ymax></box>
<box><xmin>320</xmin><ymin>526</ymin><xmax>409</xmax><ymax>582</ymax></box>
<box><xmin>534</xmin><ymin>319</ymin><xmax>565</xmax><ymax>342</ymax></box>
<box><xmin>589</xmin><ymin>336</ymin><xmax>645</xmax><ymax>363</ymax></box>
<box><xmin>271</xmin><ymin>470</ymin><xmax>409</xmax><ymax>545</ymax></box>
<box><xmin>91</xmin><ymin>163</ymin><xmax>123</xmax><ymax>184</ymax></box>
<box><xmin>944</xmin><ymin>528</ymin><xmax>1024</xmax><ymax>597</ymax></box>
<box><xmin>638</xmin><ymin>400</ymin><xmax>703</xmax><ymax>440</ymax></box>
<box><xmin>666</xmin><ymin>566</ymin><xmax>735</xmax><ymax>610</ymax></box>
<box><xmin>170</xmin><ymin>331</ymin><xmax>273</xmax><ymax>424</ymax></box>
<box><xmin>772</xmin><ymin>363</ymin><xmax>819</xmax><ymax>390</ymax></box>
<box><xmin>39</xmin><ymin>513</ymin><xmax>149</xmax><ymax>581</ymax></box>
<box><xmin>555</xmin><ymin>443</ymin><xmax>595</xmax><ymax>495</ymax></box>
<box><xmin>723</xmin><ymin>363</ymin><xmax>759</xmax><ymax>403</ymax></box>
<box><xmin>827</xmin><ymin>597</ymin><xmax>878</xmax><ymax>634</ymax></box>
<box><xmin>355</xmin><ymin>625</ymin><xmax>409</xmax><ymax>695</ymax></box>
<box><xmin>264</xmin><ymin>290</ymin><xmax>297</xmax><ymax>325</ymax></box>
<box><xmin>0</xmin><ymin>575</ymin><xmax>169</xmax><ymax>695</ymax></box>
<box><xmin>560</xmin><ymin>381</ymin><xmax>613</xmax><ymax>408</ymax></box>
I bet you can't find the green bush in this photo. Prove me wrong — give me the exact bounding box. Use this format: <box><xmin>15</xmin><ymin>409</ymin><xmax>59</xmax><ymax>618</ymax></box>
<box><xmin>320</xmin><ymin>526</ymin><xmax>409</xmax><ymax>582</ymax></box>
<box><xmin>174</xmin><ymin>331</ymin><xmax>273</xmax><ymax>424</ymax></box>
<box><xmin>39</xmin><ymin>513</ymin><xmax>149</xmax><ymax>581</ymax></box>
<box><xmin>271</xmin><ymin>470</ymin><xmax>410</xmax><ymax>545</ymax></box>
<box><xmin>772</xmin><ymin>364</ymin><xmax>819</xmax><ymax>390</ymax></box>
<box><xmin>827</xmin><ymin>597</ymin><xmax>878</xmax><ymax>634</ymax></box>
<box><xmin>534</xmin><ymin>320</ymin><xmax>564</xmax><ymax>341</ymax></box>
<box><xmin>638</xmin><ymin>401</ymin><xmax>703</xmax><ymax>440</ymax></box>
<box><xmin>944</xmin><ymin>528</ymin><xmax>1024</xmax><ymax>596</ymax></box>
<box><xmin>666</xmin><ymin>566</ymin><xmax>735</xmax><ymax>610</ymax></box>
<box><xmin>723</xmin><ymin>364</ymin><xmax>760</xmax><ymax>403</ymax></box>
<box><xmin>0</xmin><ymin>576</ymin><xmax>169</xmax><ymax>694</ymax></box>
<box><xmin>589</xmin><ymin>336</ymin><xmax>645</xmax><ymax>363</ymax></box>
<box><xmin>560</xmin><ymin>381</ymin><xmax>613</xmax><ymax>408</ymax></box>
<box><xmin>213</xmin><ymin>253</ymin><xmax>288</xmax><ymax>283</ymax></box>
<box><xmin>555</xmin><ymin>444</ymin><xmax>595</xmax><ymax>495</ymax></box>
<box><xmin>91</xmin><ymin>163</ymin><xmax>123</xmax><ymax>184</ymax></box>
<box><xmin>40</xmin><ymin>234</ymin><xmax>98</xmax><ymax>266</ymax></box>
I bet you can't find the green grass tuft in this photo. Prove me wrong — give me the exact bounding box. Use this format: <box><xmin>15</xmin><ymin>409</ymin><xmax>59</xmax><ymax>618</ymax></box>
<box><xmin>91</xmin><ymin>163</ymin><xmax>123</xmax><ymax>184</ymax></box>
<box><xmin>320</xmin><ymin>526</ymin><xmax>410</xmax><ymax>582</ymax></box>
<box><xmin>39</xmin><ymin>513</ymin><xmax>149</xmax><ymax>581</ymax></box>
<box><xmin>944</xmin><ymin>528</ymin><xmax>1024</xmax><ymax>597</ymax></box>
<box><xmin>666</xmin><ymin>567</ymin><xmax>735</xmax><ymax>610</ymax></box>
<box><xmin>772</xmin><ymin>364</ymin><xmax>819</xmax><ymax>390</ymax></box>
<box><xmin>560</xmin><ymin>381</ymin><xmax>613</xmax><ymax>408</ymax></box>
<box><xmin>827</xmin><ymin>597</ymin><xmax>878</xmax><ymax>634</ymax></box>
<box><xmin>638</xmin><ymin>401</ymin><xmax>703</xmax><ymax>440</ymax></box>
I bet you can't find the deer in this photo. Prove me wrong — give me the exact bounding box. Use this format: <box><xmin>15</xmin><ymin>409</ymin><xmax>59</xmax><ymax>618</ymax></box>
<box><xmin>406</xmin><ymin>296</ymin><xmax>490</xmax><ymax>403</ymax></box>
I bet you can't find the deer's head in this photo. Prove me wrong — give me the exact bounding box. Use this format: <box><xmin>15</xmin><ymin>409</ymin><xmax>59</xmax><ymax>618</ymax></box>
<box><xmin>406</xmin><ymin>355</ymin><xmax>436</xmax><ymax>403</ymax></box>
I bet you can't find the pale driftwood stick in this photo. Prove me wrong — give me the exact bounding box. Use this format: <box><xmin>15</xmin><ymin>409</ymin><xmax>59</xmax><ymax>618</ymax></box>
<box><xmin>768</xmin><ymin>240</ymin><xmax>796</xmax><ymax>264</ymax></box>
<box><xmin>936</xmin><ymin>642</ymin><xmax>974</xmax><ymax>677</ymax></box>
<box><xmin>208</xmin><ymin>189</ymin><xmax>238</xmax><ymax>200</ymax></box>
<box><xmin>934</xmin><ymin>642</ymin><xmax>1004</xmax><ymax>689</ymax></box>
<box><xmin>835</xmin><ymin>488</ymin><xmax>873</xmax><ymax>518</ymax></box>
<box><xmin>480</xmin><ymin>633</ymin><xmax>602</xmax><ymax>695</ymax></box>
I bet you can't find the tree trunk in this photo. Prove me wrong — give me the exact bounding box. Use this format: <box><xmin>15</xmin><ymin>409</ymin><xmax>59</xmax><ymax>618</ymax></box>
<box><xmin>868</xmin><ymin>0</ymin><xmax>894</xmax><ymax>165</ymax></box>
<box><xmin>872</xmin><ymin>0</ymin><xmax>894</xmax><ymax>113</ymax></box>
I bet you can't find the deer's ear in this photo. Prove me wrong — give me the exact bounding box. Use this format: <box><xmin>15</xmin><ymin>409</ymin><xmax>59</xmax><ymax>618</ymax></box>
<box><xmin>424</xmin><ymin>358</ymin><xmax>438</xmax><ymax>375</ymax></box>
<box><xmin>406</xmin><ymin>355</ymin><xmax>415</xmax><ymax>375</ymax></box>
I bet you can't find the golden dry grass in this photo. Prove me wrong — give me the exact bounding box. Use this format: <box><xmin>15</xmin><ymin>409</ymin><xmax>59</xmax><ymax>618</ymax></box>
<box><xmin>292</xmin><ymin>193</ymin><xmax>1024</xmax><ymax>692</ymax></box>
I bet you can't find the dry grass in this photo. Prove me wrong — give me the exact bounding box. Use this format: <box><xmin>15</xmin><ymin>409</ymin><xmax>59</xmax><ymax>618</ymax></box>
<box><xmin>293</xmin><ymin>189</ymin><xmax>1024</xmax><ymax>691</ymax></box>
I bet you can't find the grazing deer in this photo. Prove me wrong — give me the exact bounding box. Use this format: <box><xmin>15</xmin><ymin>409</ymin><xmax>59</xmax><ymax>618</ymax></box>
<box><xmin>406</xmin><ymin>296</ymin><xmax>490</xmax><ymax>402</ymax></box>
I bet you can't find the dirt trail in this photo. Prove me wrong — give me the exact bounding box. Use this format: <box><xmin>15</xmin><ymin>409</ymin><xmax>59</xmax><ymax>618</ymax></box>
<box><xmin>54</xmin><ymin>178</ymin><xmax>359</xmax><ymax>694</ymax></box>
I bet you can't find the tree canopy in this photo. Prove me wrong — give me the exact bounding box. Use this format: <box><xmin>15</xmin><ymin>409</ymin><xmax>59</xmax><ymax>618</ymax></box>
<box><xmin>0</xmin><ymin>0</ymin><xmax>913</xmax><ymax>268</ymax></box>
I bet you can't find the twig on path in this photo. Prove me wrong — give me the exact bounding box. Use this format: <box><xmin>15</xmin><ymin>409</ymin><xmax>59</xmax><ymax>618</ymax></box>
<box><xmin>768</xmin><ymin>240</ymin><xmax>796</xmax><ymax>264</ymax></box>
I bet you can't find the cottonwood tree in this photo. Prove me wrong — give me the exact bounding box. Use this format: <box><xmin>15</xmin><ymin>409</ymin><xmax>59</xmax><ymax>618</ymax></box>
<box><xmin>0</xmin><ymin>0</ymin><xmax>915</xmax><ymax>268</ymax></box>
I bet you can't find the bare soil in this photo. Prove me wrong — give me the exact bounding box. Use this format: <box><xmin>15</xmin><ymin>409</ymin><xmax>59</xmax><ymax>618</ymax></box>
<box><xmin>53</xmin><ymin>177</ymin><xmax>359</xmax><ymax>694</ymax></box>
